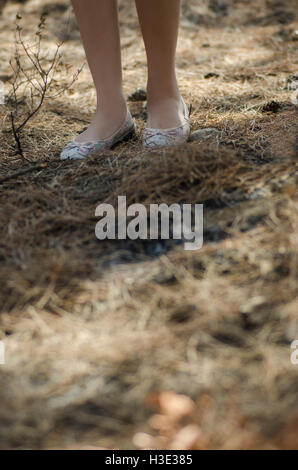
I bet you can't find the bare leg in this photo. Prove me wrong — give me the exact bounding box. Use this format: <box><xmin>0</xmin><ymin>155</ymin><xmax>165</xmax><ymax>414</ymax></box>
<box><xmin>71</xmin><ymin>0</ymin><xmax>127</xmax><ymax>142</ymax></box>
<box><xmin>135</xmin><ymin>0</ymin><xmax>184</xmax><ymax>129</ymax></box>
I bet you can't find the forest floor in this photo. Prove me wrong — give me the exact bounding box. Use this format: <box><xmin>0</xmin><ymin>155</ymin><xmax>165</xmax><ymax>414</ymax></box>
<box><xmin>0</xmin><ymin>0</ymin><xmax>297</xmax><ymax>450</ymax></box>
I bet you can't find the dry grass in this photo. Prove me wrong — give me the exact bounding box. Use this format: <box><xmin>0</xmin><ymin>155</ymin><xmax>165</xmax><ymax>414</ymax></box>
<box><xmin>0</xmin><ymin>0</ymin><xmax>297</xmax><ymax>450</ymax></box>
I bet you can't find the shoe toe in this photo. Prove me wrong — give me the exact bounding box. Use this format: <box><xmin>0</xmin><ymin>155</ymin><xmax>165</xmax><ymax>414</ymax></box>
<box><xmin>60</xmin><ymin>142</ymin><xmax>95</xmax><ymax>160</ymax></box>
<box><xmin>143</xmin><ymin>125</ymin><xmax>190</xmax><ymax>149</ymax></box>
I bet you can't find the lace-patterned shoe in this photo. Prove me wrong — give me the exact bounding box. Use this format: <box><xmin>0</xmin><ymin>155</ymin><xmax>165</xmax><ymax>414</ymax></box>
<box><xmin>60</xmin><ymin>111</ymin><xmax>136</xmax><ymax>160</ymax></box>
<box><xmin>142</xmin><ymin>99</ymin><xmax>190</xmax><ymax>149</ymax></box>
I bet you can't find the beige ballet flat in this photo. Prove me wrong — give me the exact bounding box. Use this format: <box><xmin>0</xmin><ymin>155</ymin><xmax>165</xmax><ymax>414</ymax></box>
<box><xmin>60</xmin><ymin>110</ymin><xmax>136</xmax><ymax>160</ymax></box>
<box><xmin>142</xmin><ymin>99</ymin><xmax>190</xmax><ymax>149</ymax></box>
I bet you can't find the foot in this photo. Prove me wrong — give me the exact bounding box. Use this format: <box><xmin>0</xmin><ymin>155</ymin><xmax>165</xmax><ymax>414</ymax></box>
<box><xmin>60</xmin><ymin>106</ymin><xmax>136</xmax><ymax>160</ymax></box>
<box><xmin>75</xmin><ymin>102</ymin><xmax>128</xmax><ymax>143</ymax></box>
<box><xmin>143</xmin><ymin>97</ymin><xmax>190</xmax><ymax>149</ymax></box>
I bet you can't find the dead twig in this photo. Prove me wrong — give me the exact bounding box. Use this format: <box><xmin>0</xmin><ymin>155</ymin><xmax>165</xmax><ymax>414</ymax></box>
<box><xmin>0</xmin><ymin>163</ymin><xmax>47</xmax><ymax>183</ymax></box>
<box><xmin>8</xmin><ymin>13</ymin><xmax>83</xmax><ymax>161</ymax></box>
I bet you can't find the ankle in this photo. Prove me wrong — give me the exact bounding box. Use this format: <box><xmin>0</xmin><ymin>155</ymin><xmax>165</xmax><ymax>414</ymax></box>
<box><xmin>96</xmin><ymin>91</ymin><xmax>127</xmax><ymax>114</ymax></box>
<box><xmin>145</xmin><ymin>96</ymin><xmax>185</xmax><ymax>130</ymax></box>
<box><xmin>147</xmin><ymin>87</ymin><xmax>181</xmax><ymax>106</ymax></box>
<box><xmin>147</xmin><ymin>73</ymin><xmax>180</xmax><ymax>101</ymax></box>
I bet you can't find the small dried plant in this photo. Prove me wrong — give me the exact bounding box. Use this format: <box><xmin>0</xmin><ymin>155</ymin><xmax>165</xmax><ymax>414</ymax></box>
<box><xmin>9</xmin><ymin>13</ymin><xmax>83</xmax><ymax>160</ymax></box>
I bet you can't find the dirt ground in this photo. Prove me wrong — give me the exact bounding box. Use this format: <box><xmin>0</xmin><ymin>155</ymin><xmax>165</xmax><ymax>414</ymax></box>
<box><xmin>0</xmin><ymin>0</ymin><xmax>297</xmax><ymax>450</ymax></box>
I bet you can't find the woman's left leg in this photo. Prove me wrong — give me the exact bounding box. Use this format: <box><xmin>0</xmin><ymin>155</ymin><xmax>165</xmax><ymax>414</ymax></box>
<box><xmin>135</xmin><ymin>0</ymin><xmax>185</xmax><ymax>130</ymax></box>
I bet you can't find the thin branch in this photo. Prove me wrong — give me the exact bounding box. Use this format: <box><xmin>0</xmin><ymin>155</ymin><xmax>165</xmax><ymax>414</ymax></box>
<box><xmin>0</xmin><ymin>164</ymin><xmax>46</xmax><ymax>184</ymax></box>
<box><xmin>10</xmin><ymin>111</ymin><xmax>25</xmax><ymax>160</ymax></box>
<box><xmin>8</xmin><ymin>14</ymin><xmax>82</xmax><ymax>160</ymax></box>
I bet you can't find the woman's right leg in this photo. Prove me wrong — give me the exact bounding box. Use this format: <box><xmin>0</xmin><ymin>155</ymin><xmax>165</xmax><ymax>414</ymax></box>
<box><xmin>71</xmin><ymin>0</ymin><xmax>127</xmax><ymax>143</ymax></box>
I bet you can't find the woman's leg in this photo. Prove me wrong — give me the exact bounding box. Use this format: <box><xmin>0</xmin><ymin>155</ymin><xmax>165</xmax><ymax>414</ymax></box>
<box><xmin>135</xmin><ymin>0</ymin><xmax>184</xmax><ymax>129</ymax></box>
<box><xmin>71</xmin><ymin>0</ymin><xmax>127</xmax><ymax>142</ymax></box>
